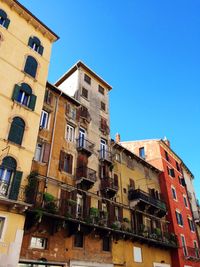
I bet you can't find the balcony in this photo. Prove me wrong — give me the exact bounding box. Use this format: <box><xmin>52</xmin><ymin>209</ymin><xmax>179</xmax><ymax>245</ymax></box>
<box><xmin>76</xmin><ymin>166</ymin><xmax>97</xmax><ymax>190</ymax></box>
<box><xmin>99</xmin><ymin>149</ymin><xmax>113</xmax><ymax>165</ymax></box>
<box><xmin>76</xmin><ymin>137</ymin><xmax>94</xmax><ymax>156</ymax></box>
<box><xmin>185</xmin><ymin>247</ymin><xmax>200</xmax><ymax>261</ymax></box>
<box><xmin>128</xmin><ymin>189</ymin><xmax>167</xmax><ymax>217</ymax></box>
<box><xmin>101</xmin><ymin>177</ymin><xmax>118</xmax><ymax>198</ymax></box>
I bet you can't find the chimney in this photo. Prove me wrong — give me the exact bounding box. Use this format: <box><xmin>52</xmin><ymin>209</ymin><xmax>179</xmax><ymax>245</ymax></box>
<box><xmin>115</xmin><ymin>133</ymin><xmax>121</xmax><ymax>143</ymax></box>
<box><xmin>163</xmin><ymin>136</ymin><xmax>170</xmax><ymax>147</ymax></box>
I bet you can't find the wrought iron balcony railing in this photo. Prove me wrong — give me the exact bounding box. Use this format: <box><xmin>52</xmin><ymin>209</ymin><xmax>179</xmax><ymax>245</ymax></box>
<box><xmin>76</xmin><ymin>137</ymin><xmax>94</xmax><ymax>155</ymax></box>
<box><xmin>76</xmin><ymin>166</ymin><xmax>97</xmax><ymax>183</ymax></box>
<box><xmin>99</xmin><ymin>149</ymin><xmax>113</xmax><ymax>163</ymax></box>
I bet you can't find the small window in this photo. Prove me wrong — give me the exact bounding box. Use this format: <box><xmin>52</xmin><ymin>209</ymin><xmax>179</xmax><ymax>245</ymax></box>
<box><xmin>167</xmin><ymin>167</ymin><xmax>175</xmax><ymax>177</ymax></box>
<box><xmin>84</xmin><ymin>74</ymin><xmax>91</xmax><ymax>84</ymax></box>
<box><xmin>194</xmin><ymin>240</ymin><xmax>199</xmax><ymax>258</ymax></box>
<box><xmin>82</xmin><ymin>87</ymin><xmax>88</xmax><ymax>99</ymax></box>
<box><xmin>98</xmin><ymin>85</ymin><xmax>105</xmax><ymax>95</ymax></box>
<box><xmin>0</xmin><ymin>217</ymin><xmax>5</xmax><ymax>239</ymax></box>
<box><xmin>100</xmin><ymin>117</ymin><xmax>109</xmax><ymax>134</ymax></box>
<box><xmin>133</xmin><ymin>246</ymin><xmax>142</xmax><ymax>263</ymax></box>
<box><xmin>24</xmin><ymin>56</ymin><xmax>38</xmax><ymax>78</ymax></box>
<box><xmin>66</xmin><ymin>124</ymin><xmax>75</xmax><ymax>142</ymax></box>
<box><xmin>115</xmin><ymin>153</ymin><xmax>121</xmax><ymax>162</ymax></box>
<box><xmin>114</xmin><ymin>206</ymin><xmax>119</xmax><ymax>221</ymax></box>
<box><xmin>102</xmin><ymin>236</ymin><xmax>110</xmax><ymax>251</ymax></box>
<box><xmin>183</xmin><ymin>195</ymin><xmax>188</xmax><ymax>207</ymax></box>
<box><xmin>12</xmin><ymin>83</ymin><xmax>36</xmax><ymax>111</ymax></box>
<box><xmin>34</xmin><ymin>142</ymin><xmax>50</xmax><ymax>163</ymax></box>
<box><xmin>129</xmin><ymin>179</ymin><xmax>135</xmax><ymax>189</ymax></box>
<box><xmin>40</xmin><ymin>110</ymin><xmax>49</xmax><ymax>129</ymax></box>
<box><xmin>0</xmin><ymin>9</ymin><xmax>10</xmax><ymax>29</ymax></box>
<box><xmin>179</xmin><ymin>176</ymin><xmax>186</xmax><ymax>186</ymax></box>
<box><xmin>30</xmin><ymin>237</ymin><xmax>47</xmax><ymax>249</ymax></box>
<box><xmin>165</xmin><ymin>151</ymin><xmax>170</xmax><ymax>161</ymax></box>
<box><xmin>66</xmin><ymin>104</ymin><xmax>76</xmax><ymax>121</ymax></box>
<box><xmin>74</xmin><ymin>232</ymin><xmax>83</xmax><ymax>248</ymax></box>
<box><xmin>171</xmin><ymin>187</ymin><xmax>177</xmax><ymax>200</ymax></box>
<box><xmin>59</xmin><ymin>151</ymin><xmax>73</xmax><ymax>174</ymax></box>
<box><xmin>139</xmin><ymin>147</ymin><xmax>145</xmax><ymax>159</ymax></box>
<box><xmin>8</xmin><ymin>117</ymin><xmax>25</xmax><ymax>145</ymax></box>
<box><xmin>101</xmin><ymin>101</ymin><xmax>106</xmax><ymax>111</ymax></box>
<box><xmin>176</xmin><ymin>161</ymin><xmax>180</xmax><ymax>172</ymax></box>
<box><xmin>176</xmin><ymin>210</ymin><xmax>183</xmax><ymax>226</ymax></box>
<box><xmin>180</xmin><ymin>235</ymin><xmax>187</xmax><ymax>256</ymax></box>
<box><xmin>188</xmin><ymin>218</ymin><xmax>195</xmax><ymax>232</ymax></box>
<box><xmin>28</xmin><ymin>36</ymin><xmax>44</xmax><ymax>55</ymax></box>
<box><xmin>44</xmin><ymin>90</ymin><xmax>52</xmax><ymax>105</ymax></box>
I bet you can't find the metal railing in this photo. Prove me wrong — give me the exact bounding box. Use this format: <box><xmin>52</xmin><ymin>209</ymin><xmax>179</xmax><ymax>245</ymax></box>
<box><xmin>128</xmin><ymin>188</ymin><xmax>167</xmax><ymax>211</ymax></box>
<box><xmin>101</xmin><ymin>176</ymin><xmax>118</xmax><ymax>191</ymax></box>
<box><xmin>76</xmin><ymin>166</ymin><xmax>97</xmax><ymax>183</ymax></box>
<box><xmin>76</xmin><ymin>137</ymin><xmax>94</xmax><ymax>154</ymax></box>
<box><xmin>99</xmin><ymin>149</ymin><xmax>112</xmax><ymax>163</ymax></box>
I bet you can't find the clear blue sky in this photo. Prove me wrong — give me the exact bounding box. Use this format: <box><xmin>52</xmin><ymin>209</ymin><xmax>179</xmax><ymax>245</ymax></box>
<box><xmin>19</xmin><ymin>0</ymin><xmax>200</xmax><ymax>199</ymax></box>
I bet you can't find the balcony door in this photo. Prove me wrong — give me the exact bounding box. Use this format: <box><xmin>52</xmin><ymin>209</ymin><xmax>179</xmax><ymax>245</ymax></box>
<box><xmin>100</xmin><ymin>139</ymin><xmax>107</xmax><ymax>158</ymax></box>
<box><xmin>79</xmin><ymin>128</ymin><xmax>86</xmax><ymax>148</ymax></box>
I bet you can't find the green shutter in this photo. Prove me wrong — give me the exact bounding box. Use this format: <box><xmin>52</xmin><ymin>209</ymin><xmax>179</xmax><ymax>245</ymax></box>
<box><xmin>9</xmin><ymin>171</ymin><xmax>23</xmax><ymax>200</ymax></box>
<box><xmin>28</xmin><ymin>37</ymin><xmax>33</xmax><ymax>47</ymax></box>
<box><xmin>38</xmin><ymin>45</ymin><xmax>44</xmax><ymax>56</ymax></box>
<box><xmin>4</xmin><ymin>18</ymin><xmax>10</xmax><ymax>29</ymax></box>
<box><xmin>29</xmin><ymin>94</ymin><xmax>37</xmax><ymax>111</ymax></box>
<box><xmin>11</xmin><ymin>84</ymin><xmax>20</xmax><ymax>101</ymax></box>
<box><xmin>8</xmin><ymin>117</ymin><xmax>25</xmax><ymax>145</ymax></box>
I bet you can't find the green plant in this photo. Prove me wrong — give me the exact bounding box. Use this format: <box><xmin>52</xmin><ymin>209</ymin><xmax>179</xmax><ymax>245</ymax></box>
<box><xmin>111</xmin><ymin>221</ymin><xmax>121</xmax><ymax>230</ymax></box>
<box><xmin>35</xmin><ymin>208</ymin><xmax>44</xmax><ymax>223</ymax></box>
<box><xmin>25</xmin><ymin>171</ymin><xmax>38</xmax><ymax>204</ymax></box>
<box><xmin>90</xmin><ymin>207</ymin><xmax>99</xmax><ymax>218</ymax></box>
<box><xmin>123</xmin><ymin>217</ymin><xmax>130</xmax><ymax>223</ymax></box>
<box><xmin>44</xmin><ymin>201</ymin><xmax>58</xmax><ymax>214</ymax></box>
<box><xmin>67</xmin><ymin>199</ymin><xmax>77</xmax><ymax>206</ymax></box>
<box><xmin>43</xmin><ymin>192</ymin><xmax>55</xmax><ymax>202</ymax></box>
<box><xmin>154</xmin><ymin>227</ymin><xmax>161</xmax><ymax>237</ymax></box>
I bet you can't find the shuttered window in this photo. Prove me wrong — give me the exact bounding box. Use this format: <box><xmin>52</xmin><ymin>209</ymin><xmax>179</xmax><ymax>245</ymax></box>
<box><xmin>8</xmin><ymin>117</ymin><xmax>25</xmax><ymax>145</ymax></box>
<box><xmin>12</xmin><ymin>83</ymin><xmax>36</xmax><ymax>111</ymax></box>
<box><xmin>175</xmin><ymin>210</ymin><xmax>183</xmax><ymax>226</ymax></box>
<box><xmin>28</xmin><ymin>36</ymin><xmax>44</xmax><ymax>55</ymax></box>
<box><xmin>34</xmin><ymin>142</ymin><xmax>50</xmax><ymax>163</ymax></box>
<box><xmin>0</xmin><ymin>9</ymin><xmax>10</xmax><ymax>29</ymax></box>
<box><xmin>59</xmin><ymin>151</ymin><xmax>73</xmax><ymax>174</ymax></box>
<box><xmin>24</xmin><ymin>56</ymin><xmax>38</xmax><ymax>78</ymax></box>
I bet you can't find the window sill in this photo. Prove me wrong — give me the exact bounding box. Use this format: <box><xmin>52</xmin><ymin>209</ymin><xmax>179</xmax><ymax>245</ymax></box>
<box><xmin>178</xmin><ymin>224</ymin><xmax>184</xmax><ymax>228</ymax></box>
<box><xmin>39</xmin><ymin>127</ymin><xmax>49</xmax><ymax>132</ymax></box>
<box><xmin>28</xmin><ymin>46</ymin><xmax>42</xmax><ymax>57</ymax></box>
<box><xmin>13</xmin><ymin>100</ymin><xmax>32</xmax><ymax>111</ymax></box>
<box><xmin>32</xmin><ymin>160</ymin><xmax>47</xmax><ymax>166</ymax></box>
<box><xmin>80</xmin><ymin>95</ymin><xmax>89</xmax><ymax>101</ymax></box>
<box><xmin>21</xmin><ymin>70</ymin><xmax>37</xmax><ymax>82</ymax></box>
<box><xmin>4</xmin><ymin>139</ymin><xmax>25</xmax><ymax>149</ymax></box>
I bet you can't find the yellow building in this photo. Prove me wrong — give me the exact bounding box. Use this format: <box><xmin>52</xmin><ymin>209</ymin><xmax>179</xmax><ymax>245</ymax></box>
<box><xmin>0</xmin><ymin>0</ymin><xmax>58</xmax><ymax>266</ymax></box>
<box><xmin>111</xmin><ymin>138</ymin><xmax>174</xmax><ymax>267</ymax></box>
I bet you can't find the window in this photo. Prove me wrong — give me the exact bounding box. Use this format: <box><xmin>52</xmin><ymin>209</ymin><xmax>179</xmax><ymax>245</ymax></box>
<box><xmin>165</xmin><ymin>151</ymin><xmax>170</xmax><ymax>161</ymax></box>
<box><xmin>188</xmin><ymin>218</ymin><xmax>195</xmax><ymax>232</ymax></box>
<box><xmin>24</xmin><ymin>56</ymin><xmax>38</xmax><ymax>78</ymax></box>
<box><xmin>101</xmin><ymin>101</ymin><xmax>106</xmax><ymax>111</ymax></box>
<box><xmin>76</xmin><ymin>194</ymin><xmax>83</xmax><ymax>218</ymax></box>
<box><xmin>8</xmin><ymin>117</ymin><xmax>25</xmax><ymax>145</ymax></box>
<box><xmin>28</xmin><ymin>36</ymin><xmax>44</xmax><ymax>55</ymax></box>
<box><xmin>129</xmin><ymin>179</ymin><xmax>135</xmax><ymax>189</ymax></box>
<box><xmin>40</xmin><ymin>110</ymin><xmax>49</xmax><ymax>129</ymax></box>
<box><xmin>98</xmin><ymin>85</ymin><xmax>105</xmax><ymax>95</ymax></box>
<box><xmin>115</xmin><ymin>153</ymin><xmax>121</xmax><ymax>162</ymax></box>
<box><xmin>34</xmin><ymin>143</ymin><xmax>50</xmax><ymax>163</ymax></box>
<box><xmin>100</xmin><ymin>117</ymin><xmax>109</xmax><ymax>134</ymax></box>
<box><xmin>84</xmin><ymin>74</ymin><xmax>91</xmax><ymax>84</ymax></box>
<box><xmin>176</xmin><ymin>161</ymin><xmax>180</xmax><ymax>172</ymax></box>
<box><xmin>167</xmin><ymin>167</ymin><xmax>175</xmax><ymax>177</ymax></box>
<box><xmin>179</xmin><ymin>176</ymin><xmax>186</xmax><ymax>186</ymax></box>
<box><xmin>74</xmin><ymin>232</ymin><xmax>83</xmax><ymax>247</ymax></box>
<box><xmin>12</xmin><ymin>83</ymin><xmax>37</xmax><ymax>110</ymax></box>
<box><xmin>0</xmin><ymin>9</ymin><xmax>10</xmax><ymax>29</ymax></box>
<box><xmin>59</xmin><ymin>151</ymin><xmax>73</xmax><ymax>174</ymax></box>
<box><xmin>175</xmin><ymin>210</ymin><xmax>183</xmax><ymax>226</ymax></box>
<box><xmin>139</xmin><ymin>147</ymin><xmax>145</xmax><ymax>159</ymax></box>
<box><xmin>0</xmin><ymin>156</ymin><xmax>23</xmax><ymax>200</ymax></box>
<box><xmin>82</xmin><ymin>87</ymin><xmax>88</xmax><ymax>99</ymax></box>
<box><xmin>102</xmin><ymin>236</ymin><xmax>110</xmax><ymax>251</ymax></box>
<box><xmin>30</xmin><ymin>237</ymin><xmax>47</xmax><ymax>249</ymax></box>
<box><xmin>171</xmin><ymin>187</ymin><xmax>177</xmax><ymax>200</ymax></box>
<box><xmin>66</xmin><ymin>104</ymin><xmax>76</xmax><ymax>121</ymax></box>
<box><xmin>194</xmin><ymin>240</ymin><xmax>199</xmax><ymax>258</ymax></box>
<box><xmin>44</xmin><ymin>90</ymin><xmax>52</xmax><ymax>105</ymax></box>
<box><xmin>0</xmin><ymin>217</ymin><xmax>5</xmax><ymax>239</ymax></box>
<box><xmin>114</xmin><ymin>174</ymin><xmax>119</xmax><ymax>188</ymax></box>
<box><xmin>183</xmin><ymin>195</ymin><xmax>188</xmax><ymax>207</ymax></box>
<box><xmin>133</xmin><ymin>246</ymin><xmax>142</xmax><ymax>263</ymax></box>
<box><xmin>180</xmin><ymin>235</ymin><xmax>187</xmax><ymax>256</ymax></box>
<box><xmin>66</xmin><ymin>124</ymin><xmax>75</xmax><ymax>142</ymax></box>
<box><xmin>114</xmin><ymin>206</ymin><xmax>119</xmax><ymax>221</ymax></box>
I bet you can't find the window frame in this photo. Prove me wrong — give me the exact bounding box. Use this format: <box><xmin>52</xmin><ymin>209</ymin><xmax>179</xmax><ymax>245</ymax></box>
<box><xmin>40</xmin><ymin>110</ymin><xmax>49</xmax><ymax>129</ymax></box>
<box><xmin>74</xmin><ymin>232</ymin><xmax>84</xmax><ymax>248</ymax></box>
<box><xmin>81</xmin><ymin>87</ymin><xmax>88</xmax><ymax>99</ymax></box>
<box><xmin>84</xmin><ymin>74</ymin><xmax>91</xmax><ymax>85</ymax></box>
<box><xmin>176</xmin><ymin>210</ymin><xmax>184</xmax><ymax>226</ymax></box>
<box><xmin>133</xmin><ymin>246</ymin><xmax>143</xmax><ymax>263</ymax></box>
<box><xmin>139</xmin><ymin>147</ymin><xmax>145</xmax><ymax>159</ymax></box>
<box><xmin>0</xmin><ymin>216</ymin><xmax>6</xmax><ymax>241</ymax></box>
<box><xmin>30</xmin><ymin>236</ymin><xmax>47</xmax><ymax>250</ymax></box>
<box><xmin>171</xmin><ymin>186</ymin><xmax>177</xmax><ymax>201</ymax></box>
<box><xmin>98</xmin><ymin>85</ymin><xmax>105</xmax><ymax>95</ymax></box>
<box><xmin>102</xmin><ymin>236</ymin><xmax>111</xmax><ymax>252</ymax></box>
<box><xmin>188</xmin><ymin>217</ymin><xmax>195</xmax><ymax>232</ymax></box>
<box><xmin>65</xmin><ymin>123</ymin><xmax>75</xmax><ymax>142</ymax></box>
<box><xmin>100</xmin><ymin>101</ymin><xmax>106</xmax><ymax>111</ymax></box>
<box><xmin>180</xmin><ymin>234</ymin><xmax>188</xmax><ymax>256</ymax></box>
<box><xmin>183</xmin><ymin>194</ymin><xmax>188</xmax><ymax>208</ymax></box>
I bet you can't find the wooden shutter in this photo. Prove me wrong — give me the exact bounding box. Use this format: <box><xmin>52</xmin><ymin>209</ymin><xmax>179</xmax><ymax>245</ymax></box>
<box><xmin>98</xmin><ymin>200</ymin><xmax>102</xmax><ymax>211</ymax></box>
<box><xmin>71</xmin><ymin>189</ymin><xmax>77</xmax><ymax>218</ymax></box>
<box><xmin>4</xmin><ymin>18</ymin><xmax>10</xmax><ymax>29</ymax></box>
<box><xmin>60</xmin><ymin>189</ymin><xmax>70</xmax><ymax>216</ymax></box>
<box><xmin>65</xmin><ymin>103</ymin><xmax>70</xmax><ymax>115</ymax></box>
<box><xmin>24</xmin><ymin>56</ymin><xmax>37</xmax><ymax>78</ymax></box>
<box><xmin>68</xmin><ymin>154</ymin><xmax>73</xmax><ymax>174</ymax></box>
<box><xmin>83</xmin><ymin>194</ymin><xmax>91</xmax><ymax>218</ymax></box>
<box><xmin>108</xmin><ymin>201</ymin><xmax>115</xmax><ymax>225</ymax></box>
<box><xmin>11</xmin><ymin>84</ymin><xmax>20</xmax><ymax>101</ymax></box>
<box><xmin>114</xmin><ymin>174</ymin><xmax>119</xmax><ymax>187</ymax></box>
<box><xmin>38</xmin><ymin>45</ymin><xmax>44</xmax><ymax>56</ymax></box>
<box><xmin>9</xmin><ymin>171</ymin><xmax>23</xmax><ymax>200</ymax></box>
<box><xmin>29</xmin><ymin>94</ymin><xmax>37</xmax><ymax>111</ymax></box>
<box><xmin>8</xmin><ymin>117</ymin><xmax>25</xmax><ymax>145</ymax></box>
<box><xmin>118</xmin><ymin>206</ymin><xmax>123</xmax><ymax>222</ymax></box>
<box><xmin>59</xmin><ymin>150</ymin><xmax>65</xmax><ymax>171</ymax></box>
<box><xmin>42</xmin><ymin>143</ymin><xmax>51</xmax><ymax>163</ymax></box>
<box><xmin>28</xmin><ymin>37</ymin><xmax>33</xmax><ymax>47</ymax></box>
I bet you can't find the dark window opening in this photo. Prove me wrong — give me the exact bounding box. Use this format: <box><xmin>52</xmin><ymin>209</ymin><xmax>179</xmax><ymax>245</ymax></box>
<box><xmin>139</xmin><ymin>147</ymin><xmax>145</xmax><ymax>159</ymax></box>
<box><xmin>84</xmin><ymin>74</ymin><xmax>91</xmax><ymax>84</ymax></box>
<box><xmin>24</xmin><ymin>56</ymin><xmax>38</xmax><ymax>78</ymax></box>
<box><xmin>8</xmin><ymin>117</ymin><xmax>25</xmax><ymax>145</ymax></box>
<box><xmin>101</xmin><ymin>101</ymin><xmax>106</xmax><ymax>111</ymax></box>
<box><xmin>165</xmin><ymin>151</ymin><xmax>169</xmax><ymax>161</ymax></box>
<box><xmin>98</xmin><ymin>85</ymin><xmax>105</xmax><ymax>95</ymax></box>
<box><xmin>103</xmin><ymin>236</ymin><xmax>111</xmax><ymax>251</ymax></box>
<box><xmin>28</xmin><ymin>36</ymin><xmax>44</xmax><ymax>55</ymax></box>
<box><xmin>82</xmin><ymin>87</ymin><xmax>88</xmax><ymax>99</ymax></box>
<box><xmin>74</xmin><ymin>232</ymin><xmax>83</xmax><ymax>247</ymax></box>
<box><xmin>0</xmin><ymin>9</ymin><xmax>10</xmax><ymax>29</ymax></box>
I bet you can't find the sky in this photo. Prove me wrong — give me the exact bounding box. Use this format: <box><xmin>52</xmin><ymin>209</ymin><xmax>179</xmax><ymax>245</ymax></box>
<box><xmin>19</xmin><ymin>0</ymin><xmax>200</xmax><ymax>199</ymax></box>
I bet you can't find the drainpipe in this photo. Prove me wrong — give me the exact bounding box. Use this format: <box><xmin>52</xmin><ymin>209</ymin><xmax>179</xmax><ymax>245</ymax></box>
<box><xmin>46</xmin><ymin>91</ymin><xmax>62</xmax><ymax>181</ymax></box>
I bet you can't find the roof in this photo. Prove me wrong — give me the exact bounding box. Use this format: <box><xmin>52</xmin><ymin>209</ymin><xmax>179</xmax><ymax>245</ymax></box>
<box><xmin>55</xmin><ymin>60</ymin><xmax>112</xmax><ymax>90</ymax></box>
<box><xmin>7</xmin><ymin>0</ymin><xmax>59</xmax><ymax>41</ymax></box>
<box><xmin>111</xmin><ymin>140</ymin><xmax>161</xmax><ymax>174</ymax></box>
<box><xmin>46</xmin><ymin>82</ymin><xmax>80</xmax><ymax>106</ymax></box>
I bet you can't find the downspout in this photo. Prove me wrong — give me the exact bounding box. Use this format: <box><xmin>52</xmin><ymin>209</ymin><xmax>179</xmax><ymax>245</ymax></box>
<box><xmin>46</xmin><ymin>91</ymin><xmax>62</xmax><ymax>180</ymax></box>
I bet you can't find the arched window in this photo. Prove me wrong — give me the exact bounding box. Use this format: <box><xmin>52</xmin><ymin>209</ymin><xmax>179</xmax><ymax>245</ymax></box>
<box><xmin>0</xmin><ymin>156</ymin><xmax>23</xmax><ymax>200</ymax></box>
<box><xmin>0</xmin><ymin>9</ymin><xmax>10</xmax><ymax>29</ymax></box>
<box><xmin>11</xmin><ymin>83</ymin><xmax>37</xmax><ymax>110</ymax></box>
<box><xmin>28</xmin><ymin>36</ymin><xmax>44</xmax><ymax>55</ymax></box>
<box><xmin>8</xmin><ymin>117</ymin><xmax>25</xmax><ymax>145</ymax></box>
<box><xmin>0</xmin><ymin>156</ymin><xmax>16</xmax><ymax>197</ymax></box>
<box><xmin>24</xmin><ymin>56</ymin><xmax>38</xmax><ymax>78</ymax></box>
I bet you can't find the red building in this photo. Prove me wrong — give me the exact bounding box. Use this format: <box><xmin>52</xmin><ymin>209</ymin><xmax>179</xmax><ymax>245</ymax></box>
<box><xmin>121</xmin><ymin>138</ymin><xmax>200</xmax><ymax>267</ymax></box>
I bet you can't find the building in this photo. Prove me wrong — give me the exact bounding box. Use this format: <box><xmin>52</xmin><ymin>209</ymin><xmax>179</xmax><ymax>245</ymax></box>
<box><xmin>121</xmin><ymin>138</ymin><xmax>200</xmax><ymax>267</ymax></box>
<box><xmin>0</xmin><ymin>0</ymin><xmax>58</xmax><ymax>266</ymax></box>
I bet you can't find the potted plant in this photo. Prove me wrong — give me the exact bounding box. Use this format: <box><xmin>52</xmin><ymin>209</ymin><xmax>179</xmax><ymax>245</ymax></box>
<box><xmin>121</xmin><ymin>217</ymin><xmax>131</xmax><ymax>231</ymax></box>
